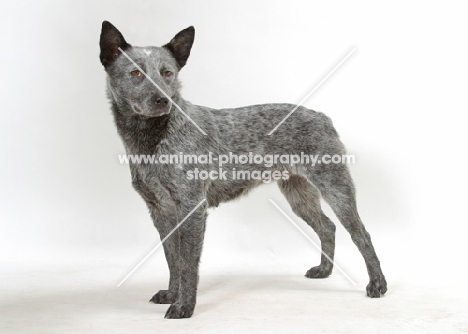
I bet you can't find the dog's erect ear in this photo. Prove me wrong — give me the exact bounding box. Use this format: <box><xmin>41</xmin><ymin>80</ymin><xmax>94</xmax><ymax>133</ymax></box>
<box><xmin>164</xmin><ymin>26</ymin><xmax>195</xmax><ymax>70</ymax></box>
<box><xmin>99</xmin><ymin>21</ymin><xmax>131</xmax><ymax>68</ymax></box>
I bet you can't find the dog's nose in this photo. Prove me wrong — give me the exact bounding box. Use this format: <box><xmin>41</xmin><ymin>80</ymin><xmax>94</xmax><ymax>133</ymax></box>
<box><xmin>155</xmin><ymin>97</ymin><xmax>169</xmax><ymax>105</ymax></box>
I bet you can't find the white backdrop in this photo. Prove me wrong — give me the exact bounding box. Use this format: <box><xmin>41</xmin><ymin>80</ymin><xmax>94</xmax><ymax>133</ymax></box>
<box><xmin>1</xmin><ymin>0</ymin><xmax>468</xmax><ymax>297</ymax></box>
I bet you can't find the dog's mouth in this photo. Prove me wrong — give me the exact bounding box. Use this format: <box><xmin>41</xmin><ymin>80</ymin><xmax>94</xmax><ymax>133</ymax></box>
<box><xmin>133</xmin><ymin>104</ymin><xmax>171</xmax><ymax>117</ymax></box>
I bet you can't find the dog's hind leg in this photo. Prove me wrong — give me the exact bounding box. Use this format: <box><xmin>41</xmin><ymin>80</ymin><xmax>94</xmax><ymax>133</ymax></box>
<box><xmin>278</xmin><ymin>175</ymin><xmax>336</xmax><ymax>278</ymax></box>
<box><xmin>307</xmin><ymin>163</ymin><xmax>387</xmax><ymax>297</ymax></box>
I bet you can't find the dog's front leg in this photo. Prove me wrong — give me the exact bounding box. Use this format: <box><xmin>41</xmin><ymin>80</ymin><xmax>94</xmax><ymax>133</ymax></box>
<box><xmin>164</xmin><ymin>196</ymin><xmax>207</xmax><ymax>319</ymax></box>
<box><xmin>148</xmin><ymin>207</ymin><xmax>181</xmax><ymax>305</ymax></box>
<box><xmin>132</xmin><ymin>178</ymin><xmax>181</xmax><ymax>304</ymax></box>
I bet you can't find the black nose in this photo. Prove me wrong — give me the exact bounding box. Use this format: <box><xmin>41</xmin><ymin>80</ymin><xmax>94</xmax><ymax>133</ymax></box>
<box><xmin>155</xmin><ymin>97</ymin><xmax>169</xmax><ymax>105</ymax></box>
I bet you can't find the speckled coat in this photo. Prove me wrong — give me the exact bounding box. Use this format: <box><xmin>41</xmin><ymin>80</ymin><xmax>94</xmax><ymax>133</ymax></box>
<box><xmin>99</xmin><ymin>21</ymin><xmax>387</xmax><ymax>319</ymax></box>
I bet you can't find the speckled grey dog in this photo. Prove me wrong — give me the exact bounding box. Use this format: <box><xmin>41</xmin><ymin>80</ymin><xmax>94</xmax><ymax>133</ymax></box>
<box><xmin>99</xmin><ymin>21</ymin><xmax>387</xmax><ymax>319</ymax></box>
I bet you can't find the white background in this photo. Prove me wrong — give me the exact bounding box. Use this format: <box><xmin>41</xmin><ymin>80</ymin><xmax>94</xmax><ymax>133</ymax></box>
<box><xmin>1</xmin><ymin>1</ymin><xmax>468</xmax><ymax>332</ymax></box>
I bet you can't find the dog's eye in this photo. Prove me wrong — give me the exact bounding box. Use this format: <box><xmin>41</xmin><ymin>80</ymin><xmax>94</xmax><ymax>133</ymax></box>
<box><xmin>163</xmin><ymin>70</ymin><xmax>173</xmax><ymax>78</ymax></box>
<box><xmin>130</xmin><ymin>70</ymin><xmax>141</xmax><ymax>77</ymax></box>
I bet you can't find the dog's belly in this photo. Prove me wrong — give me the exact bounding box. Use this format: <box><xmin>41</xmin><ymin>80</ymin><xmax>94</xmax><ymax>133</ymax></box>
<box><xmin>206</xmin><ymin>178</ymin><xmax>261</xmax><ymax>208</ymax></box>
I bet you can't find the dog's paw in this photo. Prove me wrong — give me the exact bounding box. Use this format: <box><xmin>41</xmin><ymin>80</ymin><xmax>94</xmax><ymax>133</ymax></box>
<box><xmin>366</xmin><ymin>275</ymin><xmax>387</xmax><ymax>298</ymax></box>
<box><xmin>305</xmin><ymin>266</ymin><xmax>332</xmax><ymax>279</ymax></box>
<box><xmin>149</xmin><ymin>290</ymin><xmax>177</xmax><ymax>304</ymax></box>
<box><xmin>164</xmin><ymin>303</ymin><xmax>194</xmax><ymax>319</ymax></box>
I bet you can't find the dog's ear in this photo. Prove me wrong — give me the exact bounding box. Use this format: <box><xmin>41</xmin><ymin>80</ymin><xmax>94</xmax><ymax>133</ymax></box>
<box><xmin>164</xmin><ymin>26</ymin><xmax>195</xmax><ymax>70</ymax></box>
<box><xmin>99</xmin><ymin>21</ymin><xmax>131</xmax><ymax>68</ymax></box>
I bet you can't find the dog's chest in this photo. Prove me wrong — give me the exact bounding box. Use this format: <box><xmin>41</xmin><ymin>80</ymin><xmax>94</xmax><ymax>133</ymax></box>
<box><xmin>131</xmin><ymin>162</ymin><xmax>175</xmax><ymax>207</ymax></box>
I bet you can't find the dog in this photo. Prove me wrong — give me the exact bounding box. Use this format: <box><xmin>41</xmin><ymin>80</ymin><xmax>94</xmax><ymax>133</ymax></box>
<box><xmin>99</xmin><ymin>21</ymin><xmax>387</xmax><ymax>319</ymax></box>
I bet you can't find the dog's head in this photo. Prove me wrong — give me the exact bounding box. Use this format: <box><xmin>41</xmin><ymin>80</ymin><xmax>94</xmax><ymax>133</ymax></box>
<box><xmin>99</xmin><ymin>21</ymin><xmax>194</xmax><ymax>117</ymax></box>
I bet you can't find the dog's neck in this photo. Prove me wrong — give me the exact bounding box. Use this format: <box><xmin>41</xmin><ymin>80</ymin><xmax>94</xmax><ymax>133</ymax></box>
<box><xmin>112</xmin><ymin>101</ymin><xmax>178</xmax><ymax>154</ymax></box>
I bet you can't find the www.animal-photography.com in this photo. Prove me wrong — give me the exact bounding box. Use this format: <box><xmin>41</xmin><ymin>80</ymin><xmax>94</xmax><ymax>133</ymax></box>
<box><xmin>1</xmin><ymin>1</ymin><xmax>468</xmax><ymax>333</ymax></box>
